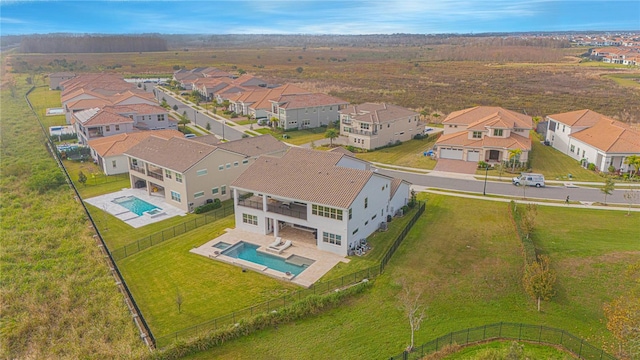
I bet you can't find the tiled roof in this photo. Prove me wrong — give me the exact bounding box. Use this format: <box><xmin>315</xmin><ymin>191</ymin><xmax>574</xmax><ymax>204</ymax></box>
<box><xmin>189</xmin><ymin>134</ymin><xmax>220</xmax><ymax>145</ymax></box>
<box><xmin>104</xmin><ymin>103</ymin><xmax>167</xmax><ymax>115</ymax></box>
<box><xmin>571</xmin><ymin>118</ymin><xmax>640</xmax><ymax>153</ymax></box>
<box><xmin>436</xmin><ymin>131</ymin><xmax>532</xmax><ymax>151</ymax></box>
<box><xmin>75</xmin><ymin>107</ymin><xmax>134</xmax><ymax>126</ymax></box>
<box><xmin>231</xmin><ymin>147</ymin><xmax>376</xmax><ymax>209</ymax></box>
<box><xmin>340</xmin><ymin>103</ymin><xmax>418</xmax><ymax>124</ymax></box>
<box><xmin>443</xmin><ymin>106</ymin><xmax>532</xmax><ymax>129</ymax></box>
<box><xmin>50</xmin><ymin>72</ymin><xmax>76</xmax><ymax>78</ymax></box>
<box><xmin>546</xmin><ymin>109</ymin><xmax>605</xmax><ymax>128</ymax></box>
<box><xmin>272</xmin><ymin>93</ymin><xmax>348</xmax><ymax>110</ymax></box>
<box><xmin>125</xmin><ymin>136</ymin><xmax>218</xmax><ymax>173</ymax></box>
<box><xmin>216</xmin><ymin>134</ymin><xmax>289</xmax><ymax>157</ymax></box>
<box><xmin>328</xmin><ymin>146</ymin><xmax>356</xmax><ymax>157</ymax></box>
<box><xmin>111</xmin><ymin>90</ymin><xmax>155</xmax><ymax>104</ymax></box>
<box><xmin>389</xmin><ymin>178</ymin><xmax>408</xmax><ymax>201</ymax></box>
<box><xmin>88</xmin><ymin>129</ymin><xmax>183</xmax><ymax>157</ymax></box>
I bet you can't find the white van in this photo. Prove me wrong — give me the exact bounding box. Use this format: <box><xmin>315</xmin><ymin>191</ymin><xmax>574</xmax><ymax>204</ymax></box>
<box><xmin>512</xmin><ymin>173</ymin><xmax>545</xmax><ymax>187</ymax></box>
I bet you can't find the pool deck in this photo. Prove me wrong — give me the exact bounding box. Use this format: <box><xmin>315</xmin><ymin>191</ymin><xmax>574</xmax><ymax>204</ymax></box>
<box><xmin>191</xmin><ymin>228</ymin><xmax>349</xmax><ymax>287</ymax></box>
<box><xmin>84</xmin><ymin>188</ymin><xmax>186</xmax><ymax>228</ymax></box>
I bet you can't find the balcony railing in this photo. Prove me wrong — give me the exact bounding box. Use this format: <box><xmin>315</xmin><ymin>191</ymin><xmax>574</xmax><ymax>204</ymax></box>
<box><xmin>237</xmin><ymin>198</ymin><xmax>307</xmax><ymax>220</ymax></box>
<box><xmin>353</xmin><ymin>129</ymin><xmax>377</xmax><ymax>136</ymax></box>
<box><xmin>130</xmin><ymin>165</ymin><xmax>145</xmax><ymax>174</ymax></box>
<box><xmin>147</xmin><ymin>171</ymin><xmax>163</xmax><ymax>181</ymax></box>
<box><xmin>237</xmin><ymin>198</ymin><xmax>263</xmax><ymax>211</ymax></box>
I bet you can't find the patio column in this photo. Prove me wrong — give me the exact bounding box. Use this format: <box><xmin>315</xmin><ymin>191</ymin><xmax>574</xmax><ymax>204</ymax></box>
<box><xmin>273</xmin><ymin>218</ymin><xmax>279</xmax><ymax>237</ymax></box>
<box><xmin>233</xmin><ymin>188</ymin><xmax>238</xmax><ymax>207</ymax></box>
<box><xmin>262</xmin><ymin>194</ymin><xmax>268</xmax><ymax>213</ymax></box>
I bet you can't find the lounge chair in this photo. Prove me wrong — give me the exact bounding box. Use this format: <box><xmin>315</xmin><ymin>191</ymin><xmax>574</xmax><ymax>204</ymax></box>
<box><xmin>269</xmin><ymin>237</ymin><xmax>282</xmax><ymax>248</ymax></box>
<box><xmin>267</xmin><ymin>240</ymin><xmax>292</xmax><ymax>254</ymax></box>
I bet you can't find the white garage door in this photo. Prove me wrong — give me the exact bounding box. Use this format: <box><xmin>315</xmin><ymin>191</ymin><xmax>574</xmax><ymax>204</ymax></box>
<box><xmin>467</xmin><ymin>150</ymin><xmax>480</xmax><ymax>162</ymax></box>
<box><xmin>440</xmin><ymin>148</ymin><xmax>463</xmax><ymax>160</ymax></box>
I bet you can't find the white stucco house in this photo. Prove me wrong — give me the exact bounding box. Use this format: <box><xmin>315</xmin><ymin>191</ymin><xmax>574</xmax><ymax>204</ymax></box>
<box><xmin>231</xmin><ymin>147</ymin><xmax>411</xmax><ymax>256</ymax></box>
<box><xmin>545</xmin><ymin>109</ymin><xmax>640</xmax><ymax>172</ymax></box>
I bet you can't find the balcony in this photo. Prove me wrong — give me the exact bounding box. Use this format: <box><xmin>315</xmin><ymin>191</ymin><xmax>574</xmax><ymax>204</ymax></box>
<box><xmin>237</xmin><ymin>197</ymin><xmax>307</xmax><ymax>220</ymax></box>
<box><xmin>353</xmin><ymin>129</ymin><xmax>377</xmax><ymax>136</ymax></box>
<box><xmin>130</xmin><ymin>165</ymin><xmax>145</xmax><ymax>174</ymax></box>
<box><xmin>237</xmin><ymin>198</ymin><xmax>264</xmax><ymax>211</ymax></box>
<box><xmin>147</xmin><ymin>171</ymin><xmax>163</xmax><ymax>181</ymax></box>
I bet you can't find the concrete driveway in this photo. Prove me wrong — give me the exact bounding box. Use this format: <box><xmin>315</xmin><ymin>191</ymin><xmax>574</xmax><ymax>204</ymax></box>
<box><xmin>432</xmin><ymin>159</ymin><xmax>478</xmax><ymax>175</ymax></box>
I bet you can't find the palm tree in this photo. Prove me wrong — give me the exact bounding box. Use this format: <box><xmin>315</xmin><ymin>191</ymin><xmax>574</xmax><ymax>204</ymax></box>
<box><xmin>508</xmin><ymin>149</ymin><xmax>522</xmax><ymax>173</ymax></box>
<box><xmin>624</xmin><ymin>155</ymin><xmax>640</xmax><ymax>178</ymax></box>
<box><xmin>325</xmin><ymin>128</ymin><xmax>339</xmax><ymax>147</ymax></box>
<box><xmin>270</xmin><ymin>117</ymin><xmax>279</xmax><ymax>129</ymax></box>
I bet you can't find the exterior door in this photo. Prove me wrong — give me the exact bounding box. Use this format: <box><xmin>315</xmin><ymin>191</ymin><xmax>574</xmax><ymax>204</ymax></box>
<box><xmin>440</xmin><ymin>148</ymin><xmax>463</xmax><ymax>160</ymax></box>
<box><xmin>467</xmin><ymin>150</ymin><xmax>480</xmax><ymax>162</ymax></box>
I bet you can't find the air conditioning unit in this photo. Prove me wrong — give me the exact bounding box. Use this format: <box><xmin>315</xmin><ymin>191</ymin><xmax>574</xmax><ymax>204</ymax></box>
<box><xmin>379</xmin><ymin>222</ymin><xmax>388</xmax><ymax>231</ymax></box>
<box><xmin>396</xmin><ymin>208</ymin><xmax>404</xmax><ymax>217</ymax></box>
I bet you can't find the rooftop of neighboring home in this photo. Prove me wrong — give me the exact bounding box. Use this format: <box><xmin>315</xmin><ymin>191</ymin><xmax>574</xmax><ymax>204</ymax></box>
<box><xmin>216</xmin><ymin>134</ymin><xmax>289</xmax><ymax>157</ymax></box>
<box><xmin>271</xmin><ymin>93</ymin><xmax>348</xmax><ymax>109</ymax></box>
<box><xmin>340</xmin><ymin>103</ymin><xmax>418</xmax><ymax>124</ymax></box>
<box><xmin>568</xmin><ymin>114</ymin><xmax>640</xmax><ymax>153</ymax></box>
<box><xmin>75</xmin><ymin>107</ymin><xmax>134</xmax><ymax>126</ymax></box>
<box><xmin>228</xmin><ymin>83</ymin><xmax>309</xmax><ymax>109</ymax></box>
<box><xmin>547</xmin><ymin>109</ymin><xmax>609</xmax><ymax>128</ymax></box>
<box><xmin>328</xmin><ymin>146</ymin><xmax>356</xmax><ymax>157</ymax></box>
<box><xmin>189</xmin><ymin>134</ymin><xmax>220</xmax><ymax>145</ymax></box>
<box><xmin>231</xmin><ymin>147</ymin><xmax>398</xmax><ymax>209</ymax></box>
<box><xmin>60</xmin><ymin>73</ymin><xmax>134</xmax><ymax>98</ymax></box>
<box><xmin>88</xmin><ymin>129</ymin><xmax>183</xmax><ymax>157</ymax></box>
<box><xmin>443</xmin><ymin>106</ymin><xmax>532</xmax><ymax>129</ymax></box>
<box><xmin>436</xmin><ymin>130</ymin><xmax>532</xmax><ymax>150</ymax></box>
<box><xmin>103</xmin><ymin>103</ymin><xmax>167</xmax><ymax>115</ymax></box>
<box><xmin>50</xmin><ymin>72</ymin><xmax>76</xmax><ymax>78</ymax></box>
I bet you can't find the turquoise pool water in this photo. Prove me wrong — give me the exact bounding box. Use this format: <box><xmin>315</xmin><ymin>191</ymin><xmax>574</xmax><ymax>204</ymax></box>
<box><xmin>222</xmin><ymin>242</ymin><xmax>313</xmax><ymax>276</ymax></box>
<box><xmin>112</xmin><ymin>196</ymin><xmax>160</xmax><ymax>216</ymax></box>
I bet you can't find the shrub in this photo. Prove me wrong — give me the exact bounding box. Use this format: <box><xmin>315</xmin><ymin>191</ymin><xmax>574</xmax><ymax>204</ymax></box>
<box><xmin>588</xmin><ymin>163</ymin><xmax>596</xmax><ymax>171</ymax></box>
<box><xmin>193</xmin><ymin>199</ymin><xmax>222</xmax><ymax>214</ymax></box>
<box><xmin>478</xmin><ymin>161</ymin><xmax>489</xmax><ymax>169</ymax></box>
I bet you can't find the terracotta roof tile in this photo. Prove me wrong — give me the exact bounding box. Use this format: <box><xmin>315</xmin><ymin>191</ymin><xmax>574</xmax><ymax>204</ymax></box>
<box><xmin>546</xmin><ymin>109</ymin><xmax>606</xmax><ymax>127</ymax></box>
<box><xmin>340</xmin><ymin>103</ymin><xmax>418</xmax><ymax>124</ymax></box>
<box><xmin>125</xmin><ymin>136</ymin><xmax>218</xmax><ymax>173</ymax></box>
<box><xmin>443</xmin><ymin>106</ymin><xmax>532</xmax><ymax>129</ymax></box>
<box><xmin>216</xmin><ymin>134</ymin><xmax>289</xmax><ymax>157</ymax></box>
<box><xmin>571</xmin><ymin>118</ymin><xmax>640</xmax><ymax>153</ymax></box>
<box><xmin>436</xmin><ymin>131</ymin><xmax>531</xmax><ymax>151</ymax></box>
<box><xmin>88</xmin><ymin>130</ymin><xmax>183</xmax><ymax>157</ymax></box>
<box><xmin>272</xmin><ymin>93</ymin><xmax>347</xmax><ymax>109</ymax></box>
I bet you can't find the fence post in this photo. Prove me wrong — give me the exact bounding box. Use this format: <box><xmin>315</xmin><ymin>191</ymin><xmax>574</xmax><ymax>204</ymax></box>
<box><xmin>519</xmin><ymin>323</ymin><xmax>522</xmax><ymax>340</ymax></box>
<box><xmin>483</xmin><ymin>324</ymin><xmax>486</xmax><ymax>339</ymax></box>
<box><xmin>579</xmin><ymin>339</ymin><xmax>583</xmax><ymax>357</ymax></box>
<box><xmin>538</xmin><ymin>325</ymin><xmax>542</xmax><ymax>342</ymax></box>
<box><xmin>499</xmin><ymin>322</ymin><xmax>502</xmax><ymax>337</ymax></box>
<box><xmin>435</xmin><ymin>337</ymin><xmax>438</xmax><ymax>351</ymax></box>
<box><xmin>466</xmin><ymin>328</ymin><xmax>470</xmax><ymax>344</ymax></box>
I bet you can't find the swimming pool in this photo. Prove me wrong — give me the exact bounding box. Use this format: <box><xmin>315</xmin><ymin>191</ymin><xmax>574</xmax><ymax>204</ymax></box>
<box><xmin>46</xmin><ymin>108</ymin><xmax>64</xmax><ymax>115</ymax></box>
<box><xmin>222</xmin><ymin>242</ymin><xmax>314</xmax><ymax>276</ymax></box>
<box><xmin>112</xmin><ymin>196</ymin><xmax>160</xmax><ymax>216</ymax></box>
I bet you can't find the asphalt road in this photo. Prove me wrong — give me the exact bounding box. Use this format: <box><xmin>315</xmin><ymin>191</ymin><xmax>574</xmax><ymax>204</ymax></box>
<box><xmin>378</xmin><ymin>168</ymin><xmax>631</xmax><ymax>204</ymax></box>
<box><xmin>154</xmin><ymin>87</ymin><xmax>244</xmax><ymax>141</ymax></box>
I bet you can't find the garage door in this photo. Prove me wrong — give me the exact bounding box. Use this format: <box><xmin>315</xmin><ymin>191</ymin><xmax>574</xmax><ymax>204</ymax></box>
<box><xmin>467</xmin><ymin>150</ymin><xmax>480</xmax><ymax>162</ymax></box>
<box><xmin>440</xmin><ymin>148</ymin><xmax>463</xmax><ymax>160</ymax></box>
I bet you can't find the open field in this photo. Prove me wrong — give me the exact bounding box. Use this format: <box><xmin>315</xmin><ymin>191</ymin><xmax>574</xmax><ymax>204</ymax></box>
<box><xmin>443</xmin><ymin>340</ymin><xmax>576</xmax><ymax>359</ymax></box>
<box><xmin>26</xmin><ymin>85</ymin><xmax>67</xmax><ymax>128</ymax></box>
<box><xmin>355</xmin><ymin>136</ymin><xmax>439</xmax><ymax>169</ymax></box>
<box><xmin>1</xmin><ymin>78</ymin><xmax>145</xmax><ymax>358</ymax></box>
<box><xmin>181</xmin><ymin>194</ymin><xmax>635</xmax><ymax>359</ymax></box>
<box><xmin>254</xmin><ymin>127</ymin><xmax>328</xmax><ymax>145</ymax></box>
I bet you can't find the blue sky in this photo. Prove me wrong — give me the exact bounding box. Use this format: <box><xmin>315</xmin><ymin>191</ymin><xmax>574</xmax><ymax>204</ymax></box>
<box><xmin>1</xmin><ymin>1</ymin><xmax>639</xmax><ymax>35</ymax></box>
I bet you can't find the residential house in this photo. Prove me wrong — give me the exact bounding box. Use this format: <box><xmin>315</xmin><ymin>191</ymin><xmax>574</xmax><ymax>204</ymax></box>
<box><xmin>435</xmin><ymin>106</ymin><xmax>533</xmax><ymax>163</ymax></box>
<box><xmin>268</xmin><ymin>93</ymin><xmax>349</xmax><ymax>130</ymax></box>
<box><xmin>545</xmin><ymin>109</ymin><xmax>640</xmax><ymax>172</ymax></box>
<box><xmin>231</xmin><ymin>147</ymin><xmax>411</xmax><ymax>256</ymax></box>
<box><xmin>49</xmin><ymin>72</ymin><xmax>75</xmax><ymax>90</ymax></box>
<box><xmin>339</xmin><ymin>103</ymin><xmax>420</xmax><ymax>150</ymax></box>
<box><xmin>124</xmin><ymin>135</ymin><xmax>289</xmax><ymax>212</ymax></box>
<box><xmin>226</xmin><ymin>83</ymin><xmax>309</xmax><ymax>119</ymax></box>
<box><xmin>88</xmin><ymin>129</ymin><xmax>183</xmax><ymax>175</ymax></box>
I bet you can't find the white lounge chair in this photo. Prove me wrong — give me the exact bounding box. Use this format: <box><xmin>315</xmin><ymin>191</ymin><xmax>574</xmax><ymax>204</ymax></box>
<box><xmin>269</xmin><ymin>237</ymin><xmax>282</xmax><ymax>248</ymax></box>
<box><xmin>267</xmin><ymin>240</ymin><xmax>292</xmax><ymax>254</ymax></box>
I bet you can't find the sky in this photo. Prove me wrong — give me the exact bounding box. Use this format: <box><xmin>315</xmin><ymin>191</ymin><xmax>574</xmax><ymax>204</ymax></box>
<box><xmin>1</xmin><ymin>1</ymin><xmax>639</xmax><ymax>36</ymax></box>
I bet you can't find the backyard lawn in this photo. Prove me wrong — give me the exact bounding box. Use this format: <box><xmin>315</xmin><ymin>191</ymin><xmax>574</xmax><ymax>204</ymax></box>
<box><xmin>181</xmin><ymin>194</ymin><xmax>635</xmax><ymax>359</ymax></box>
<box><xmin>27</xmin><ymin>85</ymin><xmax>67</xmax><ymax>128</ymax></box>
<box><xmin>355</xmin><ymin>136</ymin><xmax>439</xmax><ymax>169</ymax></box>
<box><xmin>254</xmin><ymin>127</ymin><xmax>328</xmax><ymax>145</ymax></box>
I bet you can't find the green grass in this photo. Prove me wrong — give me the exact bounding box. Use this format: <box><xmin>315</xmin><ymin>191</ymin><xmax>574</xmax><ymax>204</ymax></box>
<box><xmin>254</xmin><ymin>127</ymin><xmax>328</xmax><ymax>145</ymax></box>
<box><xmin>529</xmin><ymin>137</ymin><xmax>603</xmax><ymax>182</ymax></box>
<box><xmin>355</xmin><ymin>136</ymin><xmax>439</xmax><ymax>169</ymax></box>
<box><xmin>182</xmin><ymin>194</ymin><xmax>634</xmax><ymax>359</ymax></box>
<box><xmin>26</xmin><ymin>85</ymin><xmax>67</xmax><ymax>128</ymax></box>
<box><xmin>118</xmin><ymin>215</ymin><xmax>299</xmax><ymax>338</ymax></box>
<box><xmin>603</xmin><ymin>73</ymin><xmax>640</xmax><ymax>89</ymax></box>
<box><xmin>443</xmin><ymin>341</ymin><xmax>576</xmax><ymax>359</ymax></box>
<box><xmin>1</xmin><ymin>77</ymin><xmax>145</xmax><ymax>358</ymax></box>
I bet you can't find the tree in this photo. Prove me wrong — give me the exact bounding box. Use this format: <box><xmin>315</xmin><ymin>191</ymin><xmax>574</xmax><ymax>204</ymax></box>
<box><xmin>78</xmin><ymin>171</ymin><xmax>87</xmax><ymax>186</ymax></box>
<box><xmin>601</xmin><ymin>177</ymin><xmax>615</xmax><ymax>205</ymax></box>
<box><xmin>206</xmin><ymin>122</ymin><xmax>211</xmax><ymax>131</ymax></box>
<box><xmin>296</xmin><ymin>66</ymin><xmax>303</xmax><ymax>74</ymax></box>
<box><xmin>623</xmin><ymin>189</ymin><xmax>639</xmax><ymax>216</ymax></box>
<box><xmin>624</xmin><ymin>155</ymin><xmax>640</xmax><ymax>178</ymax></box>
<box><xmin>494</xmin><ymin>163</ymin><xmax>505</xmax><ymax>180</ymax></box>
<box><xmin>175</xmin><ymin>288</ymin><xmax>183</xmax><ymax>314</ymax></box>
<box><xmin>178</xmin><ymin>111</ymin><xmax>190</xmax><ymax>128</ymax></box>
<box><xmin>270</xmin><ymin>116</ymin><xmax>279</xmax><ymax>128</ymax></box>
<box><xmin>398</xmin><ymin>280</ymin><xmax>426</xmax><ymax>351</ymax></box>
<box><xmin>508</xmin><ymin>148</ymin><xmax>522</xmax><ymax>172</ymax></box>
<box><xmin>603</xmin><ymin>263</ymin><xmax>640</xmax><ymax>358</ymax></box>
<box><xmin>523</xmin><ymin>255</ymin><xmax>556</xmax><ymax>312</ymax></box>
<box><xmin>325</xmin><ymin>128</ymin><xmax>339</xmax><ymax>147</ymax></box>
<box><xmin>521</xmin><ymin>203</ymin><xmax>537</xmax><ymax>239</ymax></box>
<box><xmin>172</xmin><ymin>104</ymin><xmax>178</xmax><ymax>111</ymax></box>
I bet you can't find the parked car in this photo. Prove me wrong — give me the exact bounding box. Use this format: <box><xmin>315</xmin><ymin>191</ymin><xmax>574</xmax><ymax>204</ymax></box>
<box><xmin>512</xmin><ymin>173</ymin><xmax>545</xmax><ymax>187</ymax></box>
<box><xmin>424</xmin><ymin>127</ymin><xmax>434</xmax><ymax>133</ymax></box>
<box><xmin>184</xmin><ymin>133</ymin><xmax>196</xmax><ymax>138</ymax></box>
<box><xmin>256</xmin><ymin>118</ymin><xmax>269</xmax><ymax>126</ymax></box>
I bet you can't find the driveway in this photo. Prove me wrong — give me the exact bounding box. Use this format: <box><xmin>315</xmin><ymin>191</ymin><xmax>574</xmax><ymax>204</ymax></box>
<box><xmin>432</xmin><ymin>159</ymin><xmax>478</xmax><ymax>175</ymax></box>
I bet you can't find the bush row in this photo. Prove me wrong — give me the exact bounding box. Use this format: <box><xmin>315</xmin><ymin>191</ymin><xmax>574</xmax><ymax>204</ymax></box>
<box><xmin>193</xmin><ymin>198</ymin><xmax>222</xmax><ymax>214</ymax></box>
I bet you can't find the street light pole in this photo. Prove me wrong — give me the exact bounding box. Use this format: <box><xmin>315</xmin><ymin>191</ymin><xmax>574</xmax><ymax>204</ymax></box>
<box><xmin>194</xmin><ymin>109</ymin><xmax>197</xmax><ymax>127</ymax></box>
<box><xmin>222</xmin><ymin>120</ymin><xmax>225</xmax><ymax>141</ymax></box>
<box><xmin>483</xmin><ymin>166</ymin><xmax>489</xmax><ymax>196</ymax></box>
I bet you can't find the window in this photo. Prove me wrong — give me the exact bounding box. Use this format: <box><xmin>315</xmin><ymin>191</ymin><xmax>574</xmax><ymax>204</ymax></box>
<box><xmin>322</xmin><ymin>232</ymin><xmax>342</xmax><ymax>246</ymax></box>
<box><xmin>233</xmin><ymin>161</ymin><xmax>239</xmax><ymax>167</ymax></box>
<box><xmin>197</xmin><ymin>169</ymin><xmax>207</xmax><ymax>176</ymax></box>
<box><xmin>243</xmin><ymin>213</ymin><xmax>258</xmax><ymax>225</ymax></box>
<box><xmin>105</xmin><ymin>125</ymin><xmax>111</xmax><ymax>132</ymax></box>
<box><xmin>312</xmin><ymin>204</ymin><xmax>343</xmax><ymax>220</ymax></box>
<box><xmin>175</xmin><ymin>173</ymin><xmax>183</xmax><ymax>183</ymax></box>
<box><xmin>226</xmin><ymin>163</ymin><xmax>231</xmax><ymax>169</ymax></box>
<box><xmin>158</xmin><ymin>114</ymin><xmax>165</xmax><ymax>121</ymax></box>
<box><xmin>570</xmin><ymin>145</ymin><xmax>575</xmax><ymax>153</ymax></box>
<box><xmin>221</xmin><ymin>185</ymin><xmax>227</xmax><ymax>195</ymax></box>
<box><xmin>352</xmin><ymin>228</ymin><xmax>359</xmax><ymax>235</ymax></box>
<box><xmin>472</xmin><ymin>131</ymin><xmax>482</xmax><ymax>139</ymax></box>
<box><xmin>493</xmin><ymin>129</ymin><xmax>503</xmax><ymax>136</ymax></box>
<box><xmin>112</xmin><ymin>160</ymin><xmax>117</xmax><ymax>168</ymax></box>
<box><xmin>194</xmin><ymin>191</ymin><xmax>204</xmax><ymax>198</ymax></box>
<box><xmin>115</xmin><ymin>125</ymin><xmax>120</xmax><ymax>131</ymax></box>
<box><xmin>365</xmin><ymin>220</ymin><xmax>369</xmax><ymax>226</ymax></box>
<box><xmin>242</xmin><ymin>159</ymin><xmax>249</xmax><ymax>165</ymax></box>
<box><xmin>563</xmin><ymin>125</ymin><xmax>566</xmax><ymax>132</ymax></box>
<box><xmin>364</xmin><ymin>197</ymin><xmax>368</xmax><ymax>209</ymax></box>
<box><xmin>131</xmin><ymin>159</ymin><xmax>138</xmax><ymax>166</ymax></box>
<box><xmin>171</xmin><ymin>191</ymin><xmax>181</xmax><ymax>203</ymax></box>
<box><xmin>218</xmin><ymin>165</ymin><xmax>224</xmax><ymax>171</ymax></box>
<box><xmin>212</xmin><ymin>187</ymin><xmax>219</xmax><ymax>195</ymax></box>
<box><xmin>165</xmin><ymin>169</ymin><xmax>172</xmax><ymax>179</ymax></box>
<box><xmin>330</xmin><ymin>106</ymin><xmax>333</xmax><ymax>110</ymax></box>
<box><xmin>399</xmin><ymin>131</ymin><xmax>404</xmax><ymax>135</ymax></box>
<box><xmin>360</xmin><ymin>123</ymin><xmax>370</xmax><ymax>130</ymax></box>
<box><xmin>349</xmin><ymin>208</ymin><xmax>352</xmax><ymax>220</ymax></box>
<box><xmin>371</xmin><ymin>214</ymin><xmax>377</xmax><ymax>220</ymax></box>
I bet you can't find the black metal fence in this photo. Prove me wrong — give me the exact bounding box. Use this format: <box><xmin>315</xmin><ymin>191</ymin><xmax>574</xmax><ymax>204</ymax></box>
<box><xmin>389</xmin><ymin>322</ymin><xmax>616</xmax><ymax>360</ymax></box>
<box><xmin>154</xmin><ymin>201</ymin><xmax>426</xmax><ymax>348</ymax></box>
<box><xmin>111</xmin><ymin>204</ymin><xmax>234</xmax><ymax>261</ymax></box>
<box><xmin>24</xmin><ymin>87</ymin><xmax>156</xmax><ymax>349</ymax></box>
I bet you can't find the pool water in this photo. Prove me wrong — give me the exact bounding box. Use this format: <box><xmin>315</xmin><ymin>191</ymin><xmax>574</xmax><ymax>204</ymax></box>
<box><xmin>112</xmin><ymin>196</ymin><xmax>160</xmax><ymax>216</ymax></box>
<box><xmin>222</xmin><ymin>242</ymin><xmax>314</xmax><ymax>276</ymax></box>
<box><xmin>213</xmin><ymin>242</ymin><xmax>231</xmax><ymax>250</ymax></box>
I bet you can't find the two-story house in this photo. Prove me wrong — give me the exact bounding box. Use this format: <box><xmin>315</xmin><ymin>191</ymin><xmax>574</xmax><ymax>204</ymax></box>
<box><xmin>545</xmin><ymin>109</ymin><xmax>640</xmax><ymax>172</ymax></box>
<box><xmin>268</xmin><ymin>93</ymin><xmax>349</xmax><ymax>130</ymax></box>
<box><xmin>339</xmin><ymin>103</ymin><xmax>420</xmax><ymax>150</ymax></box>
<box><xmin>231</xmin><ymin>147</ymin><xmax>411</xmax><ymax>256</ymax></box>
<box><xmin>124</xmin><ymin>135</ymin><xmax>289</xmax><ymax>212</ymax></box>
<box><xmin>49</xmin><ymin>72</ymin><xmax>76</xmax><ymax>90</ymax></box>
<box><xmin>435</xmin><ymin>106</ymin><xmax>533</xmax><ymax>163</ymax></box>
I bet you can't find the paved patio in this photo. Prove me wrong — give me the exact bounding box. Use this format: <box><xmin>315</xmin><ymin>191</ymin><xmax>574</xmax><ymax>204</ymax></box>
<box><xmin>84</xmin><ymin>188</ymin><xmax>186</xmax><ymax>228</ymax></box>
<box><xmin>191</xmin><ymin>228</ymin><xmax>349</xmax><ymax>288</ymax></box>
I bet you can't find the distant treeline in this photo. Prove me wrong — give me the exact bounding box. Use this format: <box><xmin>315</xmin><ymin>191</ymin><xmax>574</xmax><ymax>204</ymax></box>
<box><xmin>19</xmin><ymin>35</ymin><xmax>167</xmax><ymax>53</ymax></box>
<box><xmin>163</xmin><ymin>34</ymin><xmax>571</xmax><ymax>49</ymax></box>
